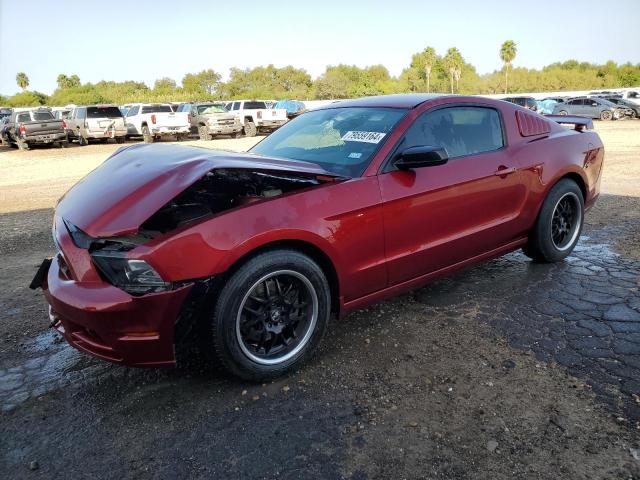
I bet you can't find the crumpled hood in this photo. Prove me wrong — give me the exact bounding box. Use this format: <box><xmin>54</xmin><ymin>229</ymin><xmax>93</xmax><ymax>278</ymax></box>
<box><xmin>55</xmin><ymin>143</ymin><xmax>337</xmax><ymax>238</ymax></box>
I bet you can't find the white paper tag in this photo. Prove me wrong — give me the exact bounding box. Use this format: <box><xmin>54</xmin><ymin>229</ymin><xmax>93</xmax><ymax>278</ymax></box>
<box><xmin>341</xmin><ymin>131</ymin><xmax>386</xmax><ymax>144</ymax></box>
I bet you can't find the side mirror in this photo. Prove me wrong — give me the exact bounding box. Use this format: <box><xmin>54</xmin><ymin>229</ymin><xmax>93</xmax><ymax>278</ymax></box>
<box><xmin>395</xmin><ymin>146</ymin><xmax>448</xmax><ymax>170</ymax></box>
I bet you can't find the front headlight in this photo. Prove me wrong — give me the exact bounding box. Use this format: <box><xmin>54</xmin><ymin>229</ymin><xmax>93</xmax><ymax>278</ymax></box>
<box><xmin>91</xmin><ymin>250</ymin><xmax>170</xmax><ymax>295</ymax></box>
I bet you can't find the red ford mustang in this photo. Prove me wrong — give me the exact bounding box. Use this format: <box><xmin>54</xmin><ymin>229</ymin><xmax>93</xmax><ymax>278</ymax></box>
<box><xmin>31</xmin><ymin>94</ymin><xmax>604</xmax><ymax>380</ymax></box>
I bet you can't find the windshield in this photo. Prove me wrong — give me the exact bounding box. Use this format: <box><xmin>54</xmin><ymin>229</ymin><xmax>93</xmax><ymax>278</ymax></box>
<box><xmin>250</xmin><ymin>107</ymin><xmax>406</xmax><ymax>177</ymax></box>
<box><xmin>87</xmin><ymin>106</ymin><xmax>123</xmax><ymax>118</ymax></box>
<box><xmin>198</xmin><ymin>105</ymin><xmax>226</xmax><ymax>114</ymax></box>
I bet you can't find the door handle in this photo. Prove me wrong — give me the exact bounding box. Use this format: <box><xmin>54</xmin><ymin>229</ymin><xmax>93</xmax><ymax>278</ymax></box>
<box><xmin>494</xmin><ymin>166</ymin><xmax>517</xmax><ymax>177</ymax></box>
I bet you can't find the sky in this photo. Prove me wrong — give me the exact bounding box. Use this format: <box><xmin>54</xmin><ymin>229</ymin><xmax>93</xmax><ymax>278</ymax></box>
<box><xmin>1</xmin><ymin>0</ymin><xmax>639</xmax><ymax>95</ymax></box>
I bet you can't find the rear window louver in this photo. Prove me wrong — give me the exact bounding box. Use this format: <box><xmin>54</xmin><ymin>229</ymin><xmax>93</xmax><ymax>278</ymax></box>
<box><xmin>515</xmin><ymin>110</ymin><xmax>550</xmax><ymax>137</ymax></box>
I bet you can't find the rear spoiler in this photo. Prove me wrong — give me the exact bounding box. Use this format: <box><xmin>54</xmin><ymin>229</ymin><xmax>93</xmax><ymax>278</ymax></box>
<box><xmin>545</xmin><ymin>115</ymin><xmax>593</xmax><ymax>131</ymax></box>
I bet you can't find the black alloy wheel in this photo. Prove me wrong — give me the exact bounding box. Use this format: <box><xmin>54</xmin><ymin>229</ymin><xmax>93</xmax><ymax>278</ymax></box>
<box><xmin>236</xmin><ymin>270</ymin><xmax>318</xmax><ymax>365</ymax></box>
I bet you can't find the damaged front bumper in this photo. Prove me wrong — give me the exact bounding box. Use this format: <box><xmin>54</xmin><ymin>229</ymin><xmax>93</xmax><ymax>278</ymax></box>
<box><xmin>41</xmin><ymin>254</ymin><xmax>193</xmax><ymax>366</ymax></box>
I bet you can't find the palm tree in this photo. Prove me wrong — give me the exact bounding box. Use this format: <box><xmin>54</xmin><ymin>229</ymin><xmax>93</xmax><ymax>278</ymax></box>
<box><xmin>500</xmin><ymin>40</ymin><xmax>517</xmax><ymax>94</ymax></box>
<box><xmin>16</xmin><ymin>72</ymin><xmax>29</xmax><ymax>91</ymax></box>
<box><xmin>422</xmin><ymin>47</ymin><xmax>437</xmax><ymax>93</ymax></box>
<box><xmin>443</xmin><ymin>48</ymin><xmax>463</xmax><ymax>93</ymax></box>
<box><xmin>56</xmin><ymin>74</ymin><xmax>69</xmax><ymax>89</ymax></box>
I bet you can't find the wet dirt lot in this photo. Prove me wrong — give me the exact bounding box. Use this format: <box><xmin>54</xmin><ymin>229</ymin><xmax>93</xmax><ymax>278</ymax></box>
<box><xmin>1</xmin><ymin>124</ymin><xmax>640</xmax><ymax>479</ymax></box>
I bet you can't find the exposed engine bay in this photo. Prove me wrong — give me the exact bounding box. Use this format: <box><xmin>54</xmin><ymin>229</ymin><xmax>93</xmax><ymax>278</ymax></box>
<box><xmin>140</xmin><ymin>169</ymin><xmax>332</xmax><ymax>233</ymax></box>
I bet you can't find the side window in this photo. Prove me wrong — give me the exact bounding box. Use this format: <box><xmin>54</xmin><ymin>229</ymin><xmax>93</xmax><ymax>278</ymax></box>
<box><xmin>233</xmin><ymin>102</ymin><xmax>240</xmax><ymax>111</ymax></box>
<box><xmin>17</xmin><ymin>113</ymin><xmax>31</xmax><ymax>122</ymax></box>
<box><xmin>568</xmin><ymin>99</ymin><xmax>580</xmax><ymax>105</ymax></box>
<box><xmin>402</xmin><ymin>107</ymin><xmax>504</xmax><ymax>159</ymax></box>
<box><xmin>76</xmin><ymin>108</ymin><xmax>86</xmax><ymax>120</ymax></box>
<box><xmin>127</xmin><ymin>105</ymin><xmax>139</xmax><ymax>117</ymax></box>
<box><xmin>628</xmin><ymin>91</ymin><xmax>638</xmax><ymax>99</ymax></box>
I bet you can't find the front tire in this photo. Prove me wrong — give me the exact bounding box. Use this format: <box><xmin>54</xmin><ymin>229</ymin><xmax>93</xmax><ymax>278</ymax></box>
<box><xmin>198</xmin><ymin>125</ymin><xmax>212</xmax><ymax>141</ymax></box>
<box><xmin>201</xmin><ymin>250</ymin><xmax>331</xmax><ymax>381</ymax></box>
<box><xmin>523</xmin><ymin>178</ymin><xmax>584</xmax><ymax>263</ymax></box>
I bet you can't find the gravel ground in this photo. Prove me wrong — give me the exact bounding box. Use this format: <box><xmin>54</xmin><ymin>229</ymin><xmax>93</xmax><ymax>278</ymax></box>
<box><xmin>1</xmin><ymin>124</ymin><xmax>639</xmax><ymax>479</ymax></box>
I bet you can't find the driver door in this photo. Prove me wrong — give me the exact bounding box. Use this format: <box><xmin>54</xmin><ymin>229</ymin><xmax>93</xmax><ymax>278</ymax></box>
<box><xmin>378</xmin><ymin>105</ymin><xmax>526</xmax><ymax>286</ymax></box>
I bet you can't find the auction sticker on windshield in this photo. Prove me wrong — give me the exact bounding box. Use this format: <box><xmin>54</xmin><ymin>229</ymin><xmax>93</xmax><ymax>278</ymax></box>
<box><xmin>341</xmin><ymin>131</ymin><xmax>386</xmax><ymax>143</ymax></box>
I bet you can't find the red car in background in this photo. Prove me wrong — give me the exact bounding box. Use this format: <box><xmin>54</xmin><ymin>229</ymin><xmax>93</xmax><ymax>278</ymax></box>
<box><xmin>31</xmin><ymin>94</ymin><xmax>604</xmax><ymax>381</ymax></box>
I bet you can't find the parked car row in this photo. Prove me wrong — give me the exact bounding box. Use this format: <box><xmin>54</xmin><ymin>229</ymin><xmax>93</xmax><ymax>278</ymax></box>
<box><xmin>0</xmin><ymin>99</ymin><xmax>295</xmax><ymax>150</ymax></box>
<box><xmin>501</xmin><ymin>94</ymin><xmax>638</xmax><ymax>120</ymax></box>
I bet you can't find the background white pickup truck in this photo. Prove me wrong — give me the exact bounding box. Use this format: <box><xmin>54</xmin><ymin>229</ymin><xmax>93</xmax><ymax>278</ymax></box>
<box><xmin>125</xmin><ymin>103</ymin><xmax>190</xmax><ymax>143</ymax></box>
<box><xmin>225</xmin><ymin>100</ymin><xmax>288</xmax><ymax>137</ymax></box>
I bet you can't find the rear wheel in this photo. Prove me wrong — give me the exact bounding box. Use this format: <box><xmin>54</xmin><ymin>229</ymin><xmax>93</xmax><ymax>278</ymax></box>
<box><xmin>522</xmin><ymin>178</ymin><xmax>584</xmax><ymax>263</ymax></box>
<box><xmin>16</xmin><ymin>137</ymin><xmax>29</xmax><ymax>150</ymax></box>
<box><xmin>558</xmin><ymin>110</ymin><xmax>568</xmax><ymax>116</ymax></box>
<box><xmin>77</xmin><ymin>131</ymin><xmax>88</xmax><ymax>146</ymax></box>
<box><xmin>234</xmin><ymin>131</ymin><xmax>243</xmax><ymax>139</ymax></box>
<box><xmin>200</xmin><ymin>250</ymin><xmax>331</xmax><ymax>381</ymax></box>
<box><xmin>142</xmin><ymin>125</ymin><xmax>154</xmax><ymax>143</ymax></box>
<box><xmin>243</xmin><ymin>120</ymin><xmax>257</xmax><ymax>137</ymax></box>
<box><xmin>115</xmin><ymin>136</ymin><xmax>125</xmax><ymax>144</ymax></box>
<box><xmin>600</xmin><ymin>110</ymin><xmax>613</xmax><ymax>121</ymax></box>
<box><xmin>198</xmin><ymin>125</ymin><xmax>212</xmax><ymax>141</ymax></box>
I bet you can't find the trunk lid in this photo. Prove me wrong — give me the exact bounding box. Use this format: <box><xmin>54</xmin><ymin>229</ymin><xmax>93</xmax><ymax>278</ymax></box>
<box><xmin>55</xmin><ymin>144</ymin><xmax>340</xmax><ymax>238</ymax></box>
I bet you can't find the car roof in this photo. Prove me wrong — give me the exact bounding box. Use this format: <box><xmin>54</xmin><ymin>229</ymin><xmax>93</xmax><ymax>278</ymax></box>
<box><xmin>321</xmin><ymin>94</ymin><xmax>448</xmax><ymax>109</ymax></box>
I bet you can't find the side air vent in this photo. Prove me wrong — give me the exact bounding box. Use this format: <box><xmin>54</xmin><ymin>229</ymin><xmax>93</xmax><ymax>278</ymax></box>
<box><xmin>515</xmin><ymin>110</ymin><xmax>551</xmax><ymax>137</ymax></box>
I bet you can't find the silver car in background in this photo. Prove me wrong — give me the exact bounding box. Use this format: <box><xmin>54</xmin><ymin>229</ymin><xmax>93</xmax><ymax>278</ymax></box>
<box><xmin>67</xmin><ymin>105</ymin><xmax>127</xmax><ymax>145</ymax></box>
<box><xmin>552</xmin><ymin>96</ymin><xmax>627</xmax><ymax>120</ymax></box>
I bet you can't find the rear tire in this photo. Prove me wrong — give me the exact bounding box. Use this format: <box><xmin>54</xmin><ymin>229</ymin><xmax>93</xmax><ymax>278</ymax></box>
<box><xmin>558</xmin><ymin>110</ymin><xmax>568</xmax><ymax>116</ymax></box>
<box><xmin>600</xmin><ymin>110</ymin><xmax>613</xmax><ymax>121</ymax></box>
<box><xmin>77</xmin><ymin>132</ymin><xmax>88</xmax><ymax>146</ymax></box>
<box><xmin>199</xmin><ymin>250</ymin><xmax>331</xmax><ymax>381</ymax></box>
<box><xmin>142</xmin><ymin>125</ymin><xmax>154</xmax><ymax>143</ymax></box>
<box><xmin>16</xmin><ymin>137</ymin><xmax>29</xmax><ymax>150</ymax></box>
<box><xmin>234</xmin><ymin>131</ymin><xmax>243</xmax><ymax>139</ymax></box>
<box><xmin>115</xmin><ymin>136</ymin><xmax>125</xmax><ymax>144</ymax></box>
<box><xmin>243</xmin><ymin>120</ymin><xmax>257</xmax><ymax>137</ymax></box>
<box><xmin>522</xmin><ymin>178</ymin><xmax>584</xmax><ymax>263</ymax></box>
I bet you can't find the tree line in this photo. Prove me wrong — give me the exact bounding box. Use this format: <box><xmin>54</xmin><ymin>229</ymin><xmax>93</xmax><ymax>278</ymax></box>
<box><xmin>3</xmin><ymin>41</ymin><xmax>640</xmax><ymax>107</ymax></box>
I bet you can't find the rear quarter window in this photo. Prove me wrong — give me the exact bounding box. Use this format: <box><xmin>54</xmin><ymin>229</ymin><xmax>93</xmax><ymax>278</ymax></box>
<box><xmin>33</xmin><ymin>111</ymin><xmax>54</xmax><ymax>121</ymax></box>
<box><xmin>141</xmin><ymin>105</ymin><xmax>172</xmax><ymax>114</ymax></box>
<box><xmin>243</xmin><ymin>101</ymin><xmax>267</xmax><ymax>110</ymax></box>
<box><xmin>87</xmin><ymin>107</ymin><xmax>123</xmax><ymax>118</ymax></box>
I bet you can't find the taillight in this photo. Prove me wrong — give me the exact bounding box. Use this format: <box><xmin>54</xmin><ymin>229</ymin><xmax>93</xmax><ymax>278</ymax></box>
<box><xmin>151</xmin><ymin>114</ymin><xmax>156</xmax><ymax>124</ymax></box>
<box><xmin>187</xmin><ymin>114</ymin><xmax>192</xmax><ymax>124</ymax></box>
<box><xmin>19</xmin><ymin>123</ymin><xmax>25</xmax><ymax>135</ymax></box>
<box><xmin>61</xmin><ymin>120</ymin><xmax>67</xmax><ymax>129</ymax></box>
<box><xmin>257</xmin><ymin>111</ymin><xmax>262</xmax><ymax>119</ymax></box>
